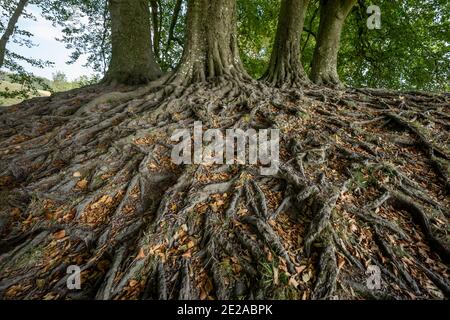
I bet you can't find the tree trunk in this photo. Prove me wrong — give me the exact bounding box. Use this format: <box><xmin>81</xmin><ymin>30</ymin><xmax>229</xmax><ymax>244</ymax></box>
<box><xmin>150</xmin><ymin>0</ymin><xmax>161</xmax><ymax>63</ymax></box>
<box><xmin>0</xmin><ymin>0</ymin><xmax>28</xmax><ymax>68</ymax></box>
<box><xmin>311</xmin><ymin>0</ymin><xmax>356</xmax><ymax>86</ymax></box>
<box><xmin>262</xmin><ymin>0</ymin><xmax>310</xmax><ymax>87</ymax></box>
<box><xmin>104</xmin><ymin>0</ymin><xmax>162</xmax><ymax>85</ymax></box>
<box><xmin>170</xmin><ymin>0</ymin><xmax>248</xmax><ymax>84</ymax></box>
<box><xmin>166</xmin><ymin>0</ymin><xmax>183</xmax><ymax>50</ymax></box>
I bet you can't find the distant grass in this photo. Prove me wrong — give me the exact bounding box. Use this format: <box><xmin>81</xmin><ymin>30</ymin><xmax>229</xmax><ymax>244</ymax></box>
<box><xmin>0</xmin><ymin>81</ymin><xmax>51</xmax><ymax>106</ymax></box>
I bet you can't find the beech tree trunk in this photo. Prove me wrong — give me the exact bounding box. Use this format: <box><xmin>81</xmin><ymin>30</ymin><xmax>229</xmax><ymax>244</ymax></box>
<box><xmin>150</xmin><ymin>0</ymin><xmax>161</xmax><ymax>62</ymax></box>
<box><xmin>105</xmin><ymin>0</ymin><xmax>162</xmax><ymax>85</ymax></box>
<box><xmin>0</xmin><ymin>0</ymin><xmax>28</xmax><ymax>68</ymax></box>
<box><xmin>171</xmin><ymin>0</ymin><xmax>249</xmax><ymax>84</ymax></box>
<box><xmin>263</xmin><ymin>0</ymin><xmax>310</xmax><ymax>87</ymax></box>
<box><xmin>311</xmin><ymin>0</ymin><xmax>356</xmax><ymax>86</ymax></box>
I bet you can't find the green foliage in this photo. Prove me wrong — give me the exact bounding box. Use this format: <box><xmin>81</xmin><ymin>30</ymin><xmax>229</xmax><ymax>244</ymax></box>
<box><xmin>237</xmin><ymin>0</ymin><xmax>280</xmax><ymax>79</ymax></box>
<box><xmin>1</xmin><ymin>0</ymin><xmax>449</xmax><ymax>93</ymax></box>
<box><xmin>154</xmin><ymin>0</ymin><xmax>187</xmax><ymax>72</ymax></box>
<box><xmin>41</xmin><ymin>0</ymin><xmax>111</xmax><ymax>74</ymax></box>
<box><xmin>0</xmin><ymin>0</ymin><xmax>54</xmax><ymax>101</ymax></box>
<box><xmin>339</xmin><ymin>0</ymin><xmax>450</xmax><ymax>91</ymax></box>
<box><xmin>0</xmin><ymin>70</ymin><xmax>99</xmax><ymax>106</ymax></box>
<box><xmin>237</xmin><ymin>0</ymin><xmax>449</xmax><ymax>91</ymax></box>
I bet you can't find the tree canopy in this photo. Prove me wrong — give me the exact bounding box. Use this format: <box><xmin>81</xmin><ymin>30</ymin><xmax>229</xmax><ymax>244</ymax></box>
<box><xmin>1</xmin><ymin>0</ymin><xmax>448</xmax><ymax>90</ymax></box>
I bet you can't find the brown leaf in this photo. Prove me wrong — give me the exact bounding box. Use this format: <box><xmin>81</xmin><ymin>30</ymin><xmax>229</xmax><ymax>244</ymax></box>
<box><xmin>76</xmin><ymin>179</ymin><xmax>88</xmax><ymax>189</ymax></box>
<box><xmin>53</xmin><ymin>230</ymin><xmax>66</xmax><ymax>240</ymax></box>
<box><xmin>296</xmin><ymin>265</ymin><xmax>307</xmax><ymax>274</ymax></box>
<box><xmin>129</xmin><ymin>280</ymin><xmax>138</xmax><ymax>287</ymax></box>
<box><xmin>136</xmin><ymin>248</ymin><xmax>146</xmax><ymax>260</ymax></box>
<box><xmin>289</xmin><ymin>277</ymin><xmax>299</xmax><ymax>288</ymax></box>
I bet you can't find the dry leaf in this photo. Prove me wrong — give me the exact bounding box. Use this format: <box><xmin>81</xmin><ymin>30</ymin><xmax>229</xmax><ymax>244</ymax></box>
<box><xmin>187</xmin><ymin>240</ymin><xmax>195</xmax><ymax>249</ymax></box>
<box><xmin>273</xmin><ymin>267</ymin><xmax>279</xmax><ymax>285</ymax></box>
<box><xmin>289</xmin><ymin>277</ymin><xmax>299</xmax><ymax>288</ymax></box>
<box><xmin>129</xmin><ymin>280</ymin><xmax>138</xmax><ymax>287</ymax></box>
<box><xmin>76</xmin><ymin>179</ymin><xmax>88</xmax><ymax>189</ymax></box>
<box><xmin>338</xmin><ymin>256</ymin><xmax>346</xmax><ymax>269</ymax></box>
<box><xmin>302</xmin><ymin>272</ymin><xmax>311</xmax><ymax>283</ymax></box>
<box><xmin>296</xmin><ymin>265</ymin><xmax>307</xmax><ymax>274</ymax></box>
<box><xmin>182</xmin><ymin>251</ymin><xmax>192</xmax><ymax>259</ymax></box>
<box><xmin>136</xmin><ymin>248</ymin><xmax>146</xmax><ymax>260</ymax></box>
<box><xmin>53</xmin><ymin>230</ymin><xmax>66</xmax><ymax>240</ymax></box>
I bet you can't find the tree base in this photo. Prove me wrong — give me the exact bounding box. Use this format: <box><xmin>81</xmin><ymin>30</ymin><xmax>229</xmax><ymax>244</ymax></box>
<box><xmin>0</xmin><ymin>81</ymin><xmax>449</xmax><ymax>300</ymax></box>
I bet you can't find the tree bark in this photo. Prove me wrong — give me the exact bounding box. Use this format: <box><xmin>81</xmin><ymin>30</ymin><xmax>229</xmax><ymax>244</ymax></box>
<box><xmin>104</xmin><ymin>0</ymin><xmax>162</xmax><ymax>85</ymax></box>
<box><xmin>262</xmin><ymin>0</ymin><xmax>310</xmax><ymax>87</ymax></box>
<box><xmin>311</xmin><ymin>0</ymin><xmax>356</xmax><ymax>86</ymax></box>
<box><xmin>0</xmin><ymin>0</ymin><xmax>28</xmax><ymax>68</ymax></box>
<box><xmin>166</xmin><ymin>0</ymin><xmax>183</xmax><ymax>50</ymax></box>
<box><xmin>150</xmin><ymin>0</ymin><xmax>161</xmax><ymax>62</ymax></box>
<box><xmin>171</xmin><ymin>0</ymin><xmax>248</xmax><ymax>84</ymax></box>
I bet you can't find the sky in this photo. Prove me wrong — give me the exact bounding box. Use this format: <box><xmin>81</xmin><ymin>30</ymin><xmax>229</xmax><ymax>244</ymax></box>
<box><xmin>5</xmin><ymin>4</ymin><xmax>95</xmax><ymax>81</ymax></box>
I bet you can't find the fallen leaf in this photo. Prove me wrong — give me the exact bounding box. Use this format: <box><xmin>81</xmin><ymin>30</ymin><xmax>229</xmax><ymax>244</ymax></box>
<box><xmin>136</xmin><ymin>248</ymin><xmax>146</xmax><ymax>259</ymax></box>
<box><xmin>76</xmin><ymin>179</ymin><xmax>88</xmax><ymax>189</ymax></box>
<box><xmin>338</xmin><ymin>256</ymin><xmax>346</xmax><ymax>269</ymax></box>
<box><xmin>289</xmin><ymin>277</ymin><xmax>299</xmax><ymax>288</ymax></box>
<box><xmin>53</xmin><ymin>230</ymin><xmax>66</xmax><ymax>240</ymax></box>
<box><xmin>296</xmin><ymin>265</ymin><xmax>307</xmax><ymax>274</ymax></box>
<box><xmin>129</xmin><ymin>280</ymin><xmax>138</xmax><ymax>287</ymax></box>
<box><xmin>187</xmin><ymin>240</ymin><xmax>195</xmax><ymax>249</ymax></box>
<box><xmin>273</xmin><ymin>267</ymin><xmax>279</xmax><ymax>285</ymax></box>
<box><xmin>302</xmin><ymin>272</ymin><xmax>311</xmax><ymax>283</ymax></box>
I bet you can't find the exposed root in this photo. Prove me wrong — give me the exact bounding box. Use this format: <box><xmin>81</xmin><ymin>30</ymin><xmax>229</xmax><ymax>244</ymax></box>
<box><xmin>0</xmin><ymin>79</ymin><xmax>449</xmax><ymax>300</ymax></box>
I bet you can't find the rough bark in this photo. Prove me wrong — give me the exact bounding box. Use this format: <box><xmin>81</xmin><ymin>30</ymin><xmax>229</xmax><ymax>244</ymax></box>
<box><xmin>104</xmin><ymin>0</ymin><xmax>162</xmax><ymax>85</ymax></box>
<box><xmin>0</xmin><ymin>0</ymin><xmax>28</xmax><ymax>68</ymax></box>
<box><xmin>170</xmin><ymin>0</ymin><xmax>249</xmax><ymax>84</ymax></box>
<box><xmin>150</xmin><ymin>0</ymin><xmax>161</xmax><ymax>62</ymax></box>
<box><xmin>166</xmin><ymin>0</ymin><xmax>183</xmax><ymax>50</ymax></box>
<box><xmin>262</xmin><ymin>0</ymin><xmax>310</xmax><ymax>87</ymax></box>
<box><xmin>311</xmin><ymin>0</ymin><xmax>356</xmax><ymax>86</ymax></box>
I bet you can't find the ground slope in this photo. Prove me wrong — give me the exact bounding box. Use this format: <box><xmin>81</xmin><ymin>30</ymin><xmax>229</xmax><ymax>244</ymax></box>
<box><xmin>0</xmin><ymin>80</ymin><xmax>449</xmax><ymax>300</ymax></box>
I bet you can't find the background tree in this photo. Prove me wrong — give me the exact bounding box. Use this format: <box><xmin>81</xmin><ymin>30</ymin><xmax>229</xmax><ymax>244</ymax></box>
<box><xmin>311</xmin><ymin>0</ymin><xmax>357</xmax><ymax>86</ymax></box>
<box><xmin>43</xmin><ymin>0</ymin><xmax>111</xmax><ymax>76</ymax></box>
<box><xmin>237</xmin><ymin>0</ymin><xmax>280</xmax><ymax>79</ymax></box>
<box><xmin>171</xmin><ymin>0</ymin><xmax>248</xmax><ymax>84</ymax></box>
<box><xmin>262</xmin><ymin>0</ymin><xmax>310</xmax><ymax>87</ymax></box>
<box><xmin>339</xmin><ymin>0</ymin><xmax>450</xmax><ymax>91</ymax></box>
<box><xmin>0</xmin><ymin>0</ymin><xmax>29</xmax><ymax>68</ymax></box>
<box><xmin>104</xmin><ymin>0</ymin><xmax>162</xmax><ymax>85</ymax></box>
<box><xmin>0</xmin><ymin>0</ymin><xmax>53</xmax><ymax>101</ymax></box>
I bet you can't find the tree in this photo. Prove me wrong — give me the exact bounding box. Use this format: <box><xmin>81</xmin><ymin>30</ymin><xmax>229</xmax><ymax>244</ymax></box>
<box><xmin>0</xmin><ymin>0</ymin><xmax>28</xmax><ymax>68</ymax></box>
<box><xmin>52</xmin><ymin>71</ymin><xmax>68</xmax><ymax>83</ymax></box>
<box><xmin>311</xmin><ymin>0</ymin><xmax>356</xmax><ymax>86</ymax></box>
<box><xmin>262</xmin><ymin>0</ymin><xmax>310</xmax><ymax>87</ymax></box>
<box><xmin>104</xmin><ymin>0</ymin><xmax>162</xmax><ymax>85</ymax></box>
<box><xmin>0</xmin><ymin>0</ymin><xmax>449</xmax><ymax>302</ymax></box>
<box><xmin>170</xmin><ymin>0</ymin><xmax>249</xmax><ymax>84</ymax></box>
<box><xmin>339</xmin><ymin>0</ymin><xmax>449</xmax><ymax>91</ymax></box>
<box><xmin>44</xmin><ymin>0</ymin><xmax>111</xmax><ymax>76</ymax></box>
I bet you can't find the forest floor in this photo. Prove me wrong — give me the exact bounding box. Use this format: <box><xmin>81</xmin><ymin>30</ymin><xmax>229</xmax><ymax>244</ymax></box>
<box><xmin>0</xmin><ymin>80</ymin><xmax>449</xmax><ymax>300</ymax></box>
